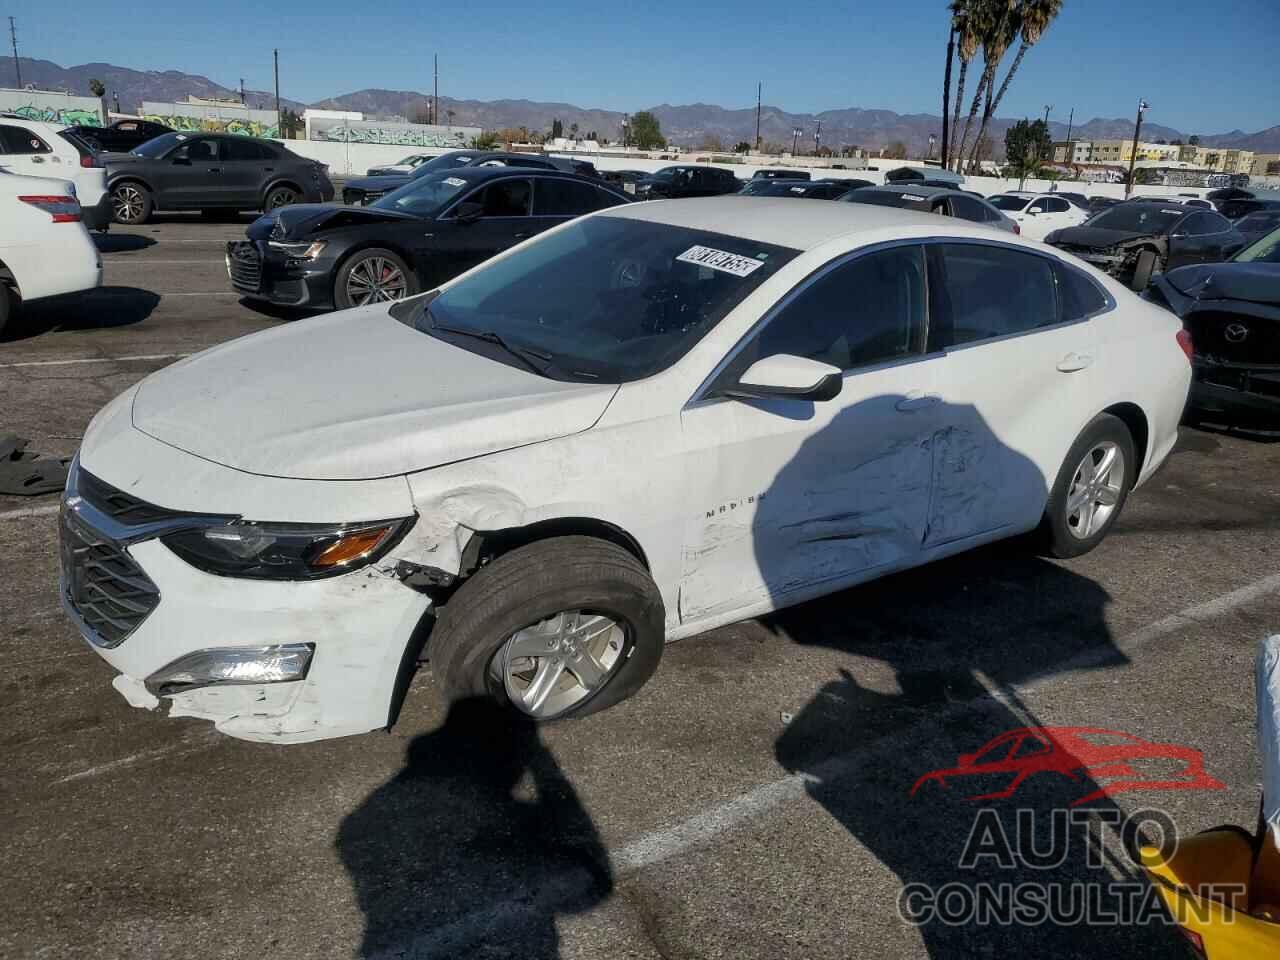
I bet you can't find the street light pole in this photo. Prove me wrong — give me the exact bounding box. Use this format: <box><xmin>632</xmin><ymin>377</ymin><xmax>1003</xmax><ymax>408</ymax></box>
<box><xmin>814</xmin><ymin>120</ymin><xmax>821</xmax><ymax>157</ymax></box>
<box><xmin>755</xmin><ymin>82</ymin><xmax>761</xmax><ymax>152</ymax></box>
<box><xmin>791</xmin><ymin>127</ymin><xmax>801</xmax><ymax>156</ymax></box>
<box><xmin>8</xmin><ymin>17</ymin><xmax>20</xmax><ymax>89</ymax></box>
<box><xmin>1126</xmin><ymin>99</ymin><xmax>1149</xmax><ymax>199</ymax></box>
<box><xmin>928</xmin><ymin>133</ymin><xmax>937</xmax><ymax>161</ymax></box>
<box><xmin>273</xmin><ymin>49</ymin><xmax>280</xmax><ymax>134</ymax></box>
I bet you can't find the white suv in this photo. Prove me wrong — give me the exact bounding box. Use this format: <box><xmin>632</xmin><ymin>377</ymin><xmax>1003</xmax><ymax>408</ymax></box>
<box><xmin>0</xmin><ymin>170</ymin><xmax>103</xmax><ymax>334</ymax></box>
<box><xmin>0</xmin><ymin>118</ymin><xmax>111</xmax><ymax>231</ymax></box>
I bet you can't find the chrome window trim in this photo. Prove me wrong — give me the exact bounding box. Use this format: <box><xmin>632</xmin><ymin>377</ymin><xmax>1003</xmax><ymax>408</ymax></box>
<box><xmin>686</xmin><ymin>234</ymin><xmax>1115</xmax><ymax>407</ymax></box>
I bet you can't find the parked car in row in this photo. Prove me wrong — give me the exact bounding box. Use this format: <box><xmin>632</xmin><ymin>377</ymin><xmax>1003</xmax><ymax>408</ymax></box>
<box><xmin>0</xmin><ymin>117</ymin><xmax>111</xmax><ymax>230</ymax></box>
<box><xmin>1089</xmin><ymin>196</ymin><xmax>1123</xmax><ymax>215</ymax></box>
<box><xmin>65</xmin><ymin>118</ymin><xmax>174</xmax><ymax>154</ymax></box>
<box><xmin>840</xmin><ymin>184</ymin><xmax>1017</xmax><ymax>233</ymax></box>
<box><xmin>634</xmin><ymin>165</ymin><xmax>741</xmax><ymax>199</ymax></box>
<box><xmin>0</xmin><ymin>170</ymin><xmax>102</xmax><ymax>335</ymax></box>
<box><xmin>598</xmin><ymin>169</ymin><xmax>649</xmax><ymax>194</ymax></box>
<box><xmin>741</xmin><ymin>179</ymin><xmax>871</xmax><ymax>200</ymax></box>
<box><xmin>105</xmin><ymin>133</ymin><xmax>334</xmax><ymax>224</ymax></box>
<box><xmin>751</xmin><ymin>169</ymin><xmax>811</xmax><ymax>181</ymax></box>
<box><xmin>68</xmin><ymin>198</ymin><xmax>1190</xmax><ymax>741</ymax></box>
<box><xmin>341</xmin><ymin>151</ymin><xmax>572</xmax><ymax>206</ymax></box>
<box><xmin>1220</xmin><ymin>197</ymin><xmax>1280</xmax><ymax>223</ymax></box>
<box><xmin>1047</xmin><ymin>201</ymin><xmax>1246</xmax><ymax>291</ymax></box>
<box><xmin>228</xmin><ymin>166</ymin><xmax>629</xmax><ymax>309</ymax></box>
<box><xmin>366</xmin><ymin>154</ymin><xmax>435</xmax><ymax>176</ymax></box>
<box><xmin>1236</xmin><ymin>210</ymin><xmax>1280</xmax><ymax>246</ymax></box>
<box><xmin>1147</xmin><ymin>225</ymin><xmax>1280</xmax><ymax>426</ymax></box>
<box><xmin>986</xmin><ymin>193</ymin><xmax>1088</xmax><ymax>240</ymax></box>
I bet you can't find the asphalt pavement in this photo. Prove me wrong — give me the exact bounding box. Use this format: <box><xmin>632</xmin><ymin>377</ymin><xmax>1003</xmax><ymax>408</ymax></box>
<box><xmin>2</xmin><ymin>214</ymin><xmax>1278</xmax><ymax>959</ymax></box>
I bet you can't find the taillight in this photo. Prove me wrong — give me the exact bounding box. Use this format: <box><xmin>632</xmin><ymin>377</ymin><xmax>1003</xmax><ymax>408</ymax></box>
<box><xmin>1176</xmin><ymin>328</ymin><xmax>1194</xmax><ymax>361</ymax></box>
<box><xmin>18</xmin><ymin>195</ymin><xmax>81</xmax><ymax>223</ymax></box>
<box><xmin>79</xmin><ymin>153</ymin><xmax>103</xmax><ymax>168</ymax></box>
<box><xmin>1012</xmin><ymin>222</ymin><xmax>1020</xmax><ymax>235</ymax></box>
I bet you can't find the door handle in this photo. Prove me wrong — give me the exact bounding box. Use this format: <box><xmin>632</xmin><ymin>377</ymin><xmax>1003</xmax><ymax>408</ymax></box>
<box><xmin>30</xmin><ymin>156</ymin><xmax>44</xmax><ymax>163</ymax></box>
<box><xmin>895</xmin><ymin>393</ymin><xmax>941</xmax><ymax>412</ymax></box>
<box><xmin>1056</xmin><ymin>352</ymin><xmax>1094</xmax><ymax>373</ymax></box>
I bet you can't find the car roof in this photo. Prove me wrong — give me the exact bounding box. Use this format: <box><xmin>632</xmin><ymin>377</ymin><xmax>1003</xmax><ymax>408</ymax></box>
<box><xmin>858</xmin><ymin>184</ymin><xmax>961</xmax><ymax>199</ymax></box>
<box><xmin>600</xmin><ymin>196</ymin><xmax>1002</xmax><ymax>251</ymax></box>
<box><xmin>434</xmin><ymin>165</ymin><xmax>604</xmax><ymax>185</ymax></box>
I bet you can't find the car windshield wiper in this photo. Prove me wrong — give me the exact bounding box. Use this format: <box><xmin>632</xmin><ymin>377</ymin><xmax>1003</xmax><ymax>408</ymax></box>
<box><xmin>428</xmin><ymin>318</ymin><xmax>556</xmax><ymax>376</ymax></box>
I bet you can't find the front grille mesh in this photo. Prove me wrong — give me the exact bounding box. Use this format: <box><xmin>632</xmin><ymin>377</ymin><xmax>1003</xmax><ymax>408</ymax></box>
<box><xmin>227</xmin><ymin>241</ymin><xmax>262</xmax><ymax>293</ymax></box>
<box><xmin>61</xmin><ymin>511</ymin><xmax>160</xmax><ymax>648</ymax></box>
<box><xmin>1189</xmin><ymin>312</ymin><xmax>1280</xmax><ymax>365</ymax></box>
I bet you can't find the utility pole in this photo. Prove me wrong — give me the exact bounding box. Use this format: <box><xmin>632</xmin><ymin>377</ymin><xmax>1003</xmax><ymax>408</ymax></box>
<box><xmin>1126</xmin><ymin>99</ymin><xmax>1149</xmax><ymax>198</ymax></box>
<box><xmin>791</xmin><ymin>127</ymin><xmax>801</xmax><ymax>156</ymax></box>
<box><xmin>239</xmin><ymin>78</ymin><xmax>245</xmax><ymax>105</ymax></box>
<box><xmin>8</xmin><ymin>17</ymin><xmax>20</xmax><ymax>89</ymax></box>
<box><xmin>273</xmin><ymin>49</ymin><xmax>280</xmax><ymax>131</ymax></box>
<box><xmin>754</xmin><ymin>82</ymin><xmax>761</xmax><ymax>152</ymax></box>
<box><xmin>1064</xmin><ymin>107</ymin><xmax>1073</xmax><ymax>144</ymax></box>
<box><xmin>433</xmin><ymin>54</ymin><xmax>438</xmax><ymax>126</ymax></box>
<box><xmin>814</xmin><ymin>120</ymin><xmax>822</xmax><ymax>157</ymax></box>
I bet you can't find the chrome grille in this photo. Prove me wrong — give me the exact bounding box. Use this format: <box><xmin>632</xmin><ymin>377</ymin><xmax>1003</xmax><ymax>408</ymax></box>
<box><xmin>226</xmin><ymin>241</ymin><xmax>262</xmax><ymax>294</ymax></box>
<box><xmin>60</xmin><ymin>508</ymin><xmax>160</xmax><ymax>648</ymax></box>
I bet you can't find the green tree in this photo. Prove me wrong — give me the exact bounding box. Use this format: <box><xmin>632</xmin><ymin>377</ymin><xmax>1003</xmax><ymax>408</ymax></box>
<box><xmin>733</xmin><ymin>140</ymin><xmax>751</xmax><ymax>154</ymax></box>
<box><xmin>1189</xmin><ymin>134</ymin><xmax>1201</xmax><ymax>146</ymax></box>
<box><xmin>629</xmin><ymin>111</ymin><xmax>665</xmax><ymax>150</ymax></box>
<box><xmin>1004</xmin><ymin>117</ymin><xmax>1050</xmax><ymax>185</ymax></box>
<box><xmin>569</xmin><ymin>122</ymin><xmax>579</xmax><ymax>139</ymax></box>
<box><xmin>980</xmin><ymin>0</ymin><xmax>1063</xmax><ymax>152</ymax></box>
<box><xmin>883</xmin><ymin>140</ymin><xmax>908</xmax><ymax>159</ymax></box>
<box><xmin>550</xmin><ymin>118</ymin><xmax>564</xmax><ymax>140</ymax></box>
<box><xmin>470</xmin><ymin>131</ymin><xmax>500</xmax><ymax>149</ymax></box>
<box><xmin>88</xmin><ymin>78</ymin><xmax>107</xmax><ymax>125</ymax></box>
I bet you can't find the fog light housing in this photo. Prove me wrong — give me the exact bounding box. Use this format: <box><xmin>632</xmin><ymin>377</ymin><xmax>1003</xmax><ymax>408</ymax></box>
<box><xmin>145</xmin><ymin>643</ymin><xmax>315</xmax><ymax>697</ymax></box>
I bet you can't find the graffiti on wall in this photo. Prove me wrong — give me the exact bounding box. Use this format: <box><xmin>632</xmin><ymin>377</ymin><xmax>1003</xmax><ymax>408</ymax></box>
<box><xmin>0</xmin><ymin>102</ymin><xmax>101</xmax><ymax>126</ymax></box>
<box><xmin>142</xmin><ymin>114</ymin><xmax>280</xmax><ymax>138</ymax></box>
<box><xmin>309</xmin><ymin>117</ymin><xmax>479</xmax><ymax>148</ymax></box>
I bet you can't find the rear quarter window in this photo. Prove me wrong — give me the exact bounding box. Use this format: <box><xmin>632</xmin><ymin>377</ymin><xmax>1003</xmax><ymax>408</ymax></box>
<box><xmin>1055</xmin><ymin>262</ymin><xmax>1111</xmax><ymax>322</ymax></box>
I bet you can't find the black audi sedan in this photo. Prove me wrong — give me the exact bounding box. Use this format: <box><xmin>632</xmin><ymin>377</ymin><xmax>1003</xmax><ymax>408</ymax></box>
<box><xmin>1045</xmin><ymin>202</ymin><xmax>1247</xmax><ymax>291</ymax></box>
<box><xmin>105</xmin><ymin>133</ymin><xmax>334</xmax><ymax>224</ymax></box>
<box><xmin>227</xmin><ymin>166</ymin><xmax>629</xmax><ymax>310</ymax></box>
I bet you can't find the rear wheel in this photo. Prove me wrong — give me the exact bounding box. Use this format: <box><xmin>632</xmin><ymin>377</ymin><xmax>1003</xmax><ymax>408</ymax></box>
<box><xmin>1041</xmin><ymin>413</ymin><xmax>1136</xmax><ymax>558</ymax></box>
<box><xmin>430</xmin><ymin>537</ymin><xmax>666</xmax><ymax>720</ymax></box>
<box><xmin>334</xmin><ymin>248</ymin><xmax>417</xmax><ymax>308</ymax></box>
<box><xmin>264</xmin><ymin>185</ymin><xmax>298</xmax><ymax>211</ymax></box>
<box><xmin>111</xmin><ymin>183</ymin><xmax>152</xmax><ymax>225</ymax></box>
<box><xmin>0</xmin><ymin>283</ymin><xmax>12</xmax><ymax>336</ymax></box>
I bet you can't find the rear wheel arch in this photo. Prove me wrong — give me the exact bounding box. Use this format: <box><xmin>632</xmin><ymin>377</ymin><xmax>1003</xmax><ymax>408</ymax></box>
<box><xmin>261</xmin><ymin>179</ymin><xmax>304</xmax><ymax>206</ymax></box>
<box><xmin>1101</xmin><ymin>402</ymin><xmax>1149</xmax><ymax>473</ymax></box>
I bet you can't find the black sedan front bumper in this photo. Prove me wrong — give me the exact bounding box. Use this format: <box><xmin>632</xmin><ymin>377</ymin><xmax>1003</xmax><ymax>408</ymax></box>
<box><xmin>1189</xmin><ymin>360</ymin><xmax>1280</xmax><ymax>425</ymax></box>
<box><xmin>225</xmin><ymin>240</ymin><xmax>337</xmax><ymax>310</ymax></box>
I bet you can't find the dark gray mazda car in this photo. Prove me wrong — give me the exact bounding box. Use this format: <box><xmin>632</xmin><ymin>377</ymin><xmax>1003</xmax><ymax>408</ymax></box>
<box><xmin>105</xmin><ymin>132</ymin><xmax>334</xmax><ymax>224</ymax></box>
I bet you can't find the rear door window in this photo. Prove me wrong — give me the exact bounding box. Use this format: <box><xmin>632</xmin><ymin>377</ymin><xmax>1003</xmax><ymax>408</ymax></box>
<box><xmin>928</xmin><ymin>243</ymin><xmax>1060</xmax><ymax>348</ymax></box>
<box><xmin>0</xmin><ymin>124</ymin><xmax>52</xmax><ymax>154</ymax></box>
<box><xmin>948</xmin><ymin>195</ymin><xmax>991</xmax><ymax>224</ymax></box>
<box><xmin>475</xmin><ymin>178</ymin><xmax>532</xmax><ymax>217</ymax></box>
<box><xmin>223</xmin><ymin>139</ymin><xmax>270</xmax><ymax>161</ymax></box>
<box><xmin>533</xmin><ymin>178</ymin><xmax>604</xmax><ymax>216</ymax></box>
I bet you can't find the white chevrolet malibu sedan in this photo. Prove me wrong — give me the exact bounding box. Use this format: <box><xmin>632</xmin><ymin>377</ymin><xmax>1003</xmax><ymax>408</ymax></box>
<box><xmin>62</xmin><ymin>197</ymin><xmax>1192</xmax><ymax>742</ymax></box>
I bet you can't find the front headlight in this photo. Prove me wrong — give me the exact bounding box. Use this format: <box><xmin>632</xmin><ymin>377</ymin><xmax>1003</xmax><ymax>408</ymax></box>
<box><xmin>268</xmin><ymin>239</ymin><xmax>327</xmax><ymax>260</ymax></box>
<box><xmin>162</xmin><ymin>517</ymin><xmax>414</xmax><ymax>580</ymax></box>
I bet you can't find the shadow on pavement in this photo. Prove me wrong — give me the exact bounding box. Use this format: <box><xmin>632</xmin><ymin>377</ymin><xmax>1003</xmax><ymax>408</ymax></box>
<box><xmin>93</xmin><ymin>233</ymin><xmax>156</xmax><ymax>253</ymax></box>
<box><xmin>1</xmin><ymin>287</ymin><xmax>160</xmax><ymax>342</ymax></box>
<box><xmin>337</xmin><ymin>697</ymin><xmax>612</xmax><ymax>959</ymax></box>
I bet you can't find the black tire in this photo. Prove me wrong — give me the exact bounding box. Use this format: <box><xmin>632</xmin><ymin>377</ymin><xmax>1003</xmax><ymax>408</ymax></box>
<box><xmin>430</xmin><ymin>536</ymin><xmax>666</xmax><ymax>720</ymax></box>
<box><xmin>1041</xmin><ymin>413</ymin><xmax>1137</xmax><ymax>558</ymax></box>
<box><xmin>1130</xmin><ymin>249</ymin><xmax>1158</xmax><ymax>292</ymax></box>
<box><xmin>110</xmin><ymin>182</ymin><xmax>152</xmax><ymax>225</ymax></box>
<box><xmin>333</xmin><ymin>248</ymin><xmax>418</xmax><ymax>309</ymax></box>
<box><xmin>263</xmin><ymin>185</ymin><xmax>299</xmax><ymax>211</ymax></box>
<box><xmin>0</xmin><ymin>283</ymin><xmax>11</xmax><ymax>337</ymax></box>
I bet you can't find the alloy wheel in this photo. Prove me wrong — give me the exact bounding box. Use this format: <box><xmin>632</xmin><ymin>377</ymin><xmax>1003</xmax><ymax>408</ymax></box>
<box><xmin>112</xmin><ymin>185</ymin><xmax>143</xmax><ymax>223</ymax></box>
<box><xmin>268</xmin><ymin>189</ymin><xmax>296</xmax><ymax>210</ymax></box>
<box><xmin>493</xmin><ymin>610</ymin><xmax>627</xmax><ymax>718</ymax></box>
<box><xmin>1065</xmin><ymin>441</ymin><xmax>1125</xmax><ymax>539</ymax></box>
<box><xmin>344</xmin><ymin>257</ymin><xmax>407</xmax><ymax>305</ymax></box>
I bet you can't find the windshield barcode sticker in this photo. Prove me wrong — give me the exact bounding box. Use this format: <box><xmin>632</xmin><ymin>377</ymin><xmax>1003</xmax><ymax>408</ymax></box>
<box><xmin>676</xmin><ymin>246</ymin><xmax>764</xmax><ymax>277</ymax></box>
<box><xmin>444</xmin><ymin>177</ymin><xmax>467</xmax><ymax>186</ymax></box>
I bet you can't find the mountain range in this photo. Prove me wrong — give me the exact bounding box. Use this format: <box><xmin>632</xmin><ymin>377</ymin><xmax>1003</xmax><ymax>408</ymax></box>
<box><xmin>7</xmin><ymin>57</ymin><xmax>1279</xmax><ymax>157</ymax></box>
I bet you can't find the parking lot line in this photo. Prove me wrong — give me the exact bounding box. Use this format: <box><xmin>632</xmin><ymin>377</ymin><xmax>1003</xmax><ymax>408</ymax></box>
<box><xmin>360</xmin><ymin>568</ymin><xmax>1280</xmax><ymax>958</ymax></box>
<box><xmin>0</xmin><ymin>353</ymin><xmax>189</xmax><ymax>369</ymax></box>
<box><xmin>0</xmin><ymin>503</ymin><xmax>60</xmax><ymax>521</ymax></box>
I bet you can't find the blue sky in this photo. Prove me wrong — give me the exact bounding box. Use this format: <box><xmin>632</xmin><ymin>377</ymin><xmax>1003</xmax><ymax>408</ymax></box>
<box><xmin>7</xmin><ymin>0</ymin><xmax>1279</xmax><ymax>134</ymax></box>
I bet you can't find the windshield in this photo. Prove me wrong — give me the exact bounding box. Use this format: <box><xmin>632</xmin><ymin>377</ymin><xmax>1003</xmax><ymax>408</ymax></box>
<box><xmin>1237</xmin><ymin>211</ymin><xmax>1280</xmax><ymax>234</ymax></box>
<box><xmin>372</xmin><ymin>172</ymin><xmax>471</xmax><ymax>216</ymax></box>
<box><xmin>1087</xmin><ymin>204</ymin><xmax>1185</xmax><ymax>234</ymax></box>
<box><xmin>403</xmin><ymin>217</ymin><xmax>799</xmax><ymax>383</ymax></box>
<box><xmin>987</xmin><ymin>195</ymin><xmax>1029</xmax><ymax>211</ymax></box>
<box><xmin>1234</xmin><ymin>226</ymin><xmax>1280</xmax><ymax>264</ymax></box>
<box><xmin>131</xmin><ymin>132</ymin><xmax>186</xmax><ymax>158</ymax></box>
<box><xmin>408</xmin><ymin>153</ymin><xmax>479</xmax><ymax>179</ymax></box>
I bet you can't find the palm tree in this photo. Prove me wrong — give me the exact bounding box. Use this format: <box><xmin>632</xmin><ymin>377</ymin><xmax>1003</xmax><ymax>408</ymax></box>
<box><xmin>985</xmin><ymin>0</ymin><xmax>1063</xmax><ymax>121</ymax></box>
<box><xmin>953</xmin><ymin>0</ymin><xmax>1003</xmax><ymax>171</ymax></box>
<box><xmin>958</xmin><ymin>0</ymin><xmax>1019</xmax><ymax>172</ymax></box>
<box><xmin>945</xmin><ymin>1</ymin><xmax>981</xmax><ymax>169</ymax></box>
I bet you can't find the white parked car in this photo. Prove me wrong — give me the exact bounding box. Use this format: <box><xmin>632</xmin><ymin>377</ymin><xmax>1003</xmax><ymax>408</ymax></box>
<box><xmin>63</xmin><ymin>199</ymin><xmax>1191</xmax><ymax>742</ymax></box>
<box><xmin>366</xmin><ymin>153</ymin><xmax>435</xmax><ymax>176</ymax></box>
<box><xmin>0</xmin><ymin>117</ymin><xmax>111</xmax><ymax>230</ymax></box>
<box><xmin>987</xmin><ymin>193</ymin><xmax>1089</xmax><ymax>240</ymax></box>
<box><xmin>0</xmin><ymin>170</ymin><xmax>103</xmax><ymax>334</ymax></box>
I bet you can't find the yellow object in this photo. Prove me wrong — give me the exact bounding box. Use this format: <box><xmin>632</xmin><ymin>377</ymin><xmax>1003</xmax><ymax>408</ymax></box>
<box><xmin>1141</xmin><ymin>829</ymin><xmax>1280</xmax><ymax>958</ymax></box>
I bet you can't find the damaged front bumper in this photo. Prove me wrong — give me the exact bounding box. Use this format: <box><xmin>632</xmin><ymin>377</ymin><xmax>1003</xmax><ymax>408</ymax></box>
<box><xmin>1189</xmin><ymin>359</ymin><xmax>1280</xmax><ymax>425</ymax></box>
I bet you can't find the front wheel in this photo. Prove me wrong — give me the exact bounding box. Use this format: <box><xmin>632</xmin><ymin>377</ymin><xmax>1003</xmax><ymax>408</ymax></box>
<box><xmin>111</xmin><ymin>183</ymin><xmax>152</xmax><ymax>225</ymax></box>
<box><xmin>1130</xmin><ymin>249</ymin><xmax>1159</xmax><ymax>292</ymax></box>
<box><xmin>430</xmin><ymin>537</ymin><xmax>666</xmax><ymax>720</ymax></box>
<box><xmin>1041</xmin><ymin>413</ymin><xmax>1137</xmax><ymax>558</ymax></box>
<box><xmin>0</xmin><ymin>283</ymin><xmax>12</xmax><ymax>336</ymax></box>
<box><xmin>334</xmin><ymin>248</ymin><xmax>417</xmax><ymax>308</ymax></box>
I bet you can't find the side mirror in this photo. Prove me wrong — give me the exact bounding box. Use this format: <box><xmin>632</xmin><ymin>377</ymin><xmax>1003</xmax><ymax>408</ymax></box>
<box><xmin>723</xmin><ymin>354</ymin><xmax>842</xmax><ymax>403</ymax></box>
<box><xmin>1026</xmin><ymin>208</ymin><xmax>1040</xmax><ymax>216</ymax></box>
<box><xmin>454</xmin><ymin>201</ymin><xmax>484</xmax><ymax>223</ymax></box>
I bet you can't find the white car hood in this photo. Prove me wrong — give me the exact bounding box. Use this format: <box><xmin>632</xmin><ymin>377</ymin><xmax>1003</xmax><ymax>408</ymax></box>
<box><xmin>131</xmin><ymin>309</ymin><xmax>618</xmax><ymax>480</ymax></box>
